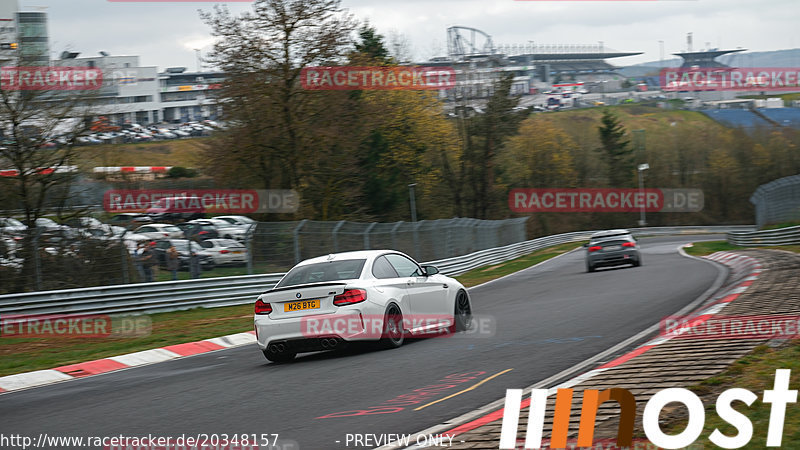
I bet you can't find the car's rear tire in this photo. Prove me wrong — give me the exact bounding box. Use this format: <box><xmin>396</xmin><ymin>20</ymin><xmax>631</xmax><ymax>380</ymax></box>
<box><xmin>451</xmin><ymin>289</ymin><xmax>472</xmax><ymax>333</ymax></box>
<box><xmin>586</xmin><ymin>262</ymin><xmax>595</xmax><ymax>273</ymax></box>
<box><xmin>377</xmin><ymin>304</ymin><xmax>404</xmax><ymax>349</ymax></box>
<box><xmin>633</xmin><ymin>258</ymin><xmax>642</xmax><ymax>267</ymax></box>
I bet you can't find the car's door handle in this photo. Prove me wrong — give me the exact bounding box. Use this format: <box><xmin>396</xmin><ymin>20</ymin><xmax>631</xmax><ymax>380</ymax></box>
<box><xmin>406</xmin><ymin>280</ymin><xmax>415</xmax><ymax>285</ymax></box>
<box><xmin>442</xmin><ymin>284</ymin><xmax>448</xmax><ymax>289</ymax></box>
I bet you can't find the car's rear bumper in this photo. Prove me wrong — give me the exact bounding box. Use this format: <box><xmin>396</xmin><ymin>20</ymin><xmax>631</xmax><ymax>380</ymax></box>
<box><xmin>254</xmin><ymin>308</ymin><xmax>383</xmax><ymax>351</ymax></box>
<box><xmin>588</xmin><ymin>250</ymin><xmax>640</xmax><ymax>268</ymax></box>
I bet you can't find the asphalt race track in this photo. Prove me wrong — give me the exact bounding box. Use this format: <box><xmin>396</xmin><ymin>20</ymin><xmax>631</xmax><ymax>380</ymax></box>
<box><xmin>0</xmin><ymin>235</ymin><xmax>724</xmax><ymax>449</ymax></box>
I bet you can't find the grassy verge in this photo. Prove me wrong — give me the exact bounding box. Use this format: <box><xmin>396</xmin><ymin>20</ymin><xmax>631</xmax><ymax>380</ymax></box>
<box><xmin>0</xmin><ymin>304</ymin><xmax>253</xmax><ymax>377</ymax></box>
<box><xmin>663</xmin><ymin>342</ymin><xmax>800</xmax><ymax>447</ymax></box>
<box><xmin>684</xmin><ymin>241</ymin><xmax>800</xmax><ymax>257</ymax></box>
<box><xmin>0</xmin><ymin>242</ymin><xmax>580</xmax><ymax>376</ymax></box>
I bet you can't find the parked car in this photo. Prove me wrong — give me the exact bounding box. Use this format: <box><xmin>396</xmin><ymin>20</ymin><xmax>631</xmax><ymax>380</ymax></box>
<box><xmin>198</xmin><ymin>218</ymin><xmax>247</xmax><ymax>241</ymax></box>
<box><xmin>108</xmin><ymin>213</ymin><xmax>154</xmax><ymax>229</ymax></box>
<box><xmin>0</xmin><ymin>217</ymin><xmax>27</xmax><ymax>236</ymax></box>
<box><xmin>182</xmin><ymin>220</ymin><xmax>222</xmax><ymax>241</ymax></box>
<box><xmin>146</xmin><ymin>196</ymin><xmax>205</xmax><ymax>223</ymax></box>
<box><xmin>197</xmin><ymin>239</ymin><xmax>248</xmax><ymax>266</ymax></box>
<box><xmin>65</xmin><ymin>217</ymin><xmax>126</xmax><ymax>240</ymax></box>
<box><xmin>152</xmin><ymin>239</ymin><xmax>215</xmax><ymax>271</ymax></box>
<box><xmin>215</xmin><ymin>215</ymin><xmax>256</xmax><ymax>229</ymax></box>
<box><xmin>133</xmin><ymin>223</ymin><xmax>184</xmax><ymax>240</ymax></box>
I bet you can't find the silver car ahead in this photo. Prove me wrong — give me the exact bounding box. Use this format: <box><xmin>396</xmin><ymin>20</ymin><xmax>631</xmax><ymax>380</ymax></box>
<box><xmin>585</xmin><ymin>230</ymin><xmax>642</xmax><ymax>272</ymax></box>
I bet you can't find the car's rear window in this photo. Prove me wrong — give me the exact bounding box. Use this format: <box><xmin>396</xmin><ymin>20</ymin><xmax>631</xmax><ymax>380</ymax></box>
<box><xmin>590</xmin><ymin>234</ymin><xmax>632</xmax><ymax>244</ymax></box>
<box><xmin>276</xmin><ymin>259</ymin><xmax>366</xmax><ymax>288</ymax></box>
<box><xmin>596</xmin><ymin>239</ymin><xmax>631</xmax><ymax>246</ymax></box>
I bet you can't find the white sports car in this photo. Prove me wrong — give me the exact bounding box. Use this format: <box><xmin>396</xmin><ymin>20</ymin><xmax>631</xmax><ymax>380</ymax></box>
<box><xmin>254</xmin><ymin>250</ymin><xmax>472</xmax><ymax>362</ymax></box>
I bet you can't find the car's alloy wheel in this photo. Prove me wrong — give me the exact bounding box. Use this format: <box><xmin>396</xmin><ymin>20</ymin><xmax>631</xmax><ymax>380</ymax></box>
<box><xmin>452</xmin><ymin>289</ymin><xmax>472</xmax><ymax>332</ymax></box>
<box><xmin>378</xmin><ymin>305</ymin><xmax>404</xmax><ymax>349</ymax></box>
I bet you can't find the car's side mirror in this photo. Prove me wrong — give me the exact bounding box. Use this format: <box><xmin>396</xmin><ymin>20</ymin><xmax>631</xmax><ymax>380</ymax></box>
<box><xmin>422</xmin><ymin>265</ymin><xmax>439</xmax><ymax>276</ymax></box>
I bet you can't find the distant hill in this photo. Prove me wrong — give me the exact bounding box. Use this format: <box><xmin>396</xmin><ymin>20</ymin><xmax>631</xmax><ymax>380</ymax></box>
<box><xmin>619</xmin><ymin>48</ymin><xmax>800</xmax><ymax>78</ymax></box>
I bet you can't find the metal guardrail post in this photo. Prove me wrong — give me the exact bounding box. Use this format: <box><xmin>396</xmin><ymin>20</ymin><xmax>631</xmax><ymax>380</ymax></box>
<box><xmin>293</xmin><ymin>219</ymin><xmax>307</xmax><ymax>264</ymax></box>
<box><xmin>390</xmin><ymin>221</ymin><xmax>404</xmax><ymax>250</ymax></box>
<box><xmin>245</xmin><ymin>223</ymin><xmax>256</xmax><ymax>275</ymax></box>
<box><xmin>33</xmin><ymin>230</ymin><xmax>42</xmax><ymax>291</ymax></box>
<box><xmin>120</xmin><ymin>234</ymin><xmax>130</xmax><ymax>284</ymax></box>
<box><xmin>413</xmin><ymin>221</ymin><xmax>423</xmax><ymax>260</ymax></box>
<box><xmin>332</xmin><ymin>220</ymin><xmax>345</xmax><ymax>252</ymax></box>
<box><xmin>363</xmin><ymin>222</ymin><xmax>378</xmax><ymax>250</ymax></box>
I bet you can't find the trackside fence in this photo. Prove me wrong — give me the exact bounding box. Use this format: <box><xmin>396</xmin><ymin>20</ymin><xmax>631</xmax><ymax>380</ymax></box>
<box><xmin>727</xmin><ymin>225</ymin><xmax>800</xmax><ymax>247</ymax></box>
<box><xmin>0</xmin><ymin>225</ymin><xmax>753</xmax><ymax>316</ymax></box>
<box><xmin>750</xmin><ymin>174</ymin><xmax>800</xmax><ymax>228</ymax></box>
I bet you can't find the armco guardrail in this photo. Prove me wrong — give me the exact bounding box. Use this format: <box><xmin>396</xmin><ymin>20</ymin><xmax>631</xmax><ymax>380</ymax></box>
<box><xmin>0</xmin><ymin>274</ymin><xmax>284</xmax><ymax>318</ymax></box>
<box><xmin>0</xmin><ymin>225</ymin><xmax>752</xmax><ymax>316</ymax></box>
<box><xmin>727</xmin><ymin>225</ymin><xmax>800</xmax><ymax>247</ymax></box>
<box><xmin>431</xmin><ymin>225</ymin><xmax>755</xmax><ymax>276</ymax></box>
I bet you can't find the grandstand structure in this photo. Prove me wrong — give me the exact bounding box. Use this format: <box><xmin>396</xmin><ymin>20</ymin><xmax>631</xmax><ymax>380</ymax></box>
<box><xmin>425</xmin><ymin>26</ymin><xmax>642</xmax><ymax>100</ymax></box>
<box><xmin>673</xmin><ymin>33</ymin><xmax>747</xmax><ymax>68</ymax></box>
<box><xmin>674</xmin><ymin>48</ymin><xmax>747</xmax><ymax>68</ymax></box>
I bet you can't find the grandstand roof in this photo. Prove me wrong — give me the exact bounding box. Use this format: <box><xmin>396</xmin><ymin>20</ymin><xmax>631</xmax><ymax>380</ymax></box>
<box><xmin>674</xmin><ymin>48</ymin><xmax>747</xmax><ymax>68</ymax></box>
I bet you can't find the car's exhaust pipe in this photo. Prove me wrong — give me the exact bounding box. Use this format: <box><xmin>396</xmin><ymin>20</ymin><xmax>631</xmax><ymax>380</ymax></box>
<box><xmin>268</xmin><ymin>343</ymin><xmax>286</xmax><ymax>353</ymax></box>
<box><xmin>321</xmin><ymin>338</ymin><xmax>338</xmax><ymax>349</ymax></box>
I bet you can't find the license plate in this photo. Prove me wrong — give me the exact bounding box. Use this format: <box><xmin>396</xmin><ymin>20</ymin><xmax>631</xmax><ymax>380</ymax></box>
<box><xmin>604</xmin><ymin>246</ymin><xmax>621</xmax><ymax>251</ymax></box>
<box><xmin>284</xmin><ymin>299</ymin><xmax>320</xmax><ymax>312</ymax></box>
<box><xmin>232</xmin><ymin>250</ymin><xmax>243</xmax><ymax>254</ymax></box>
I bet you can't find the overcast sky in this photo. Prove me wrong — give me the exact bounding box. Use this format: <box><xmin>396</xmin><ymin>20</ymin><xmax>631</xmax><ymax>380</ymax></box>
<box><xmin>24</xmin><ymin>0</ymin><xmax>800</xmax><ymax>71</ymax></box>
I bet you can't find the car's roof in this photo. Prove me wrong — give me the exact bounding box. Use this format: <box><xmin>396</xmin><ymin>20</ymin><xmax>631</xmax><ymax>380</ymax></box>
<box><xmin>297</xmin><ymin>250</ymin><xmax>411</xmax><ymax>266</ymax></box>
<box><xmin>590</xmin><ymin>229</ymin><xmax>631</xmax><ymax>238</ymax></box>
<box><xmin>207</xmin><ymin>238</ymin><xmax>242</xmax><ymax>245</ymax></box>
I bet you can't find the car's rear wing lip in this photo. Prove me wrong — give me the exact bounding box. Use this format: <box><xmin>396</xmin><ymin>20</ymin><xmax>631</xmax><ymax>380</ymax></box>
<box><xmin>264</xmin><ymin>281</ymin><xmax>349</xmax><ymax>294</ymax></box>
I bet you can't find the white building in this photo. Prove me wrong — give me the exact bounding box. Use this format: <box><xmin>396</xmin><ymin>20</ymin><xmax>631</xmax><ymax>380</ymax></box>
<box><xmin>52</xmin><ymin>55</ymin><xmax>223</xmax><ymax>125</ymax></box>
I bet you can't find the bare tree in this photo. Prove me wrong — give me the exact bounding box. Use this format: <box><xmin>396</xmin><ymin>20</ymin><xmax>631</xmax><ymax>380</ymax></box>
<box><xmin>386</xmin><ymin>29</ymin><xmax>413</xmax><ymax>64</ymax></box>
<box><xmin>201</xmin><ymin>0</ymin><xmax>358</xmax><ymax>198</ymax></box>
<box><xmin>0</xmin><ymin>59</ymin><xmax>102</xmax><ymax>291</ymax></box>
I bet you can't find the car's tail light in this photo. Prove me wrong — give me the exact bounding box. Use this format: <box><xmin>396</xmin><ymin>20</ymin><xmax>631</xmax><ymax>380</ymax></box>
<box><xmin>255</xmin><ymin>299</ymin><xmax>272</xmax><ymax>315</ymax></box>
<box><xmin>333</xmin><ymin>289</ymin><xmax>367</xmax><ymax>306</ymax></box>
<box><xmin>588</xmin><ymin>245</ymin><xmax>603</xmax><ymax>252</ymax></box>
<box><xmin>220</xmin><ymin>250</ymin><xmax>230</xmax><ymax>254</ymax></box>
<box><xmin>622</xmin><ymin>242</ymin><xmax>636</xmax><ymax>248</ymax></box>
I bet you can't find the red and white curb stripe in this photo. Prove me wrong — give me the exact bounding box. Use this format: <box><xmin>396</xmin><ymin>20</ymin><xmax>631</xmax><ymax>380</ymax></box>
<box><xmin>92</xmin><ymin>166</ymin><xmax>171</xmax><ymax>174</ymax></box>
<box><xmin>0</xmin><ymin>331</ymin><xmax>256</xmax><ymax>394</ymax></box>
<box><xmin>387</xmin><ymin>250</ymin><xmax>762</xmax><ymax>448</ymax></box>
